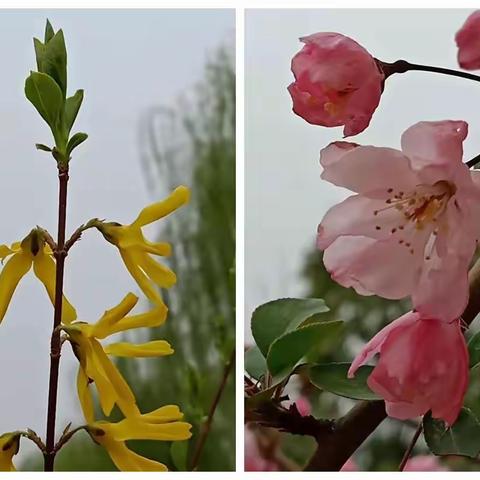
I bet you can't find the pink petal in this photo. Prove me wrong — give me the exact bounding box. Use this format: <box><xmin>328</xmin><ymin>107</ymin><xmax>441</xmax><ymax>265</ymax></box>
<box><xmin>320</xmin><ymin>143</ymin><xmax>418</xmax><ymax>195</ymax></box>
<box><xmin>456</xmin><ymin>11</ymin><xmax>480</xmax><ymax>70</ymax></box>
<box><xmin>348</xmin><ymin>311</ymin><xmax>419</xmax><ymax>377</ymax></box>
<box><xmin>323</xmin><ymin>236</ymin><xmax>425</xmax><ymax>300</ymax></box>
<box><xmin>400</xmin><ymin>120</ymin><xmax>468</xmax><ymax>177</ymax></box>
<box><xmin>317</xmin><ymin>194</ymin><xmax>406</xmax><ymax>250</ymax></box>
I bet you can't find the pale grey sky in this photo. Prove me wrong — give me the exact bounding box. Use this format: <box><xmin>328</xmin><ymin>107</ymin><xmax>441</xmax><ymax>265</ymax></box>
<box><xmin>0</xmin><ymin>9</ymin><xmax>233</xmax><ymax>463</ymax></box>
<box><xmin>245</xmin><ymin>9</ymin><xmax>480</xmax><ymax>340</ymax></box>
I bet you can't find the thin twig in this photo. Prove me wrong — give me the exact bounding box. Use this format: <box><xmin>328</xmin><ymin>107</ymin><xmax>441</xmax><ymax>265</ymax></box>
<box><xmin>398</xmin><ymin>423</ymin><xmax>423</xmax><ymax>471</ymax></box>
<box><xmin>44</xmin><ymin>165</ymin><xmax>69</xmax><ymax>471</ymax></box>
<box><xmin>65</xmin><ymin>218</ymin><xmax>99</xmax><ymax>252</ymax></box>
<box><xmin>379</xmin><ymin>59</ymin><xmax>480</xmax><ymax>83</ymax></box>
<box><xmin>189</xmin><ymin>349</ymin><xmax>235</xmax><ymax>471</ymax></box>
<box><xmin>22</xmin><ymin>429</ymin><xmax>46</xmax><ymax>454</ymax></box>
<box><xmin>54</xmin><ymin>425</ymin><xmax>87</xmax><ymax>454</ymax></box>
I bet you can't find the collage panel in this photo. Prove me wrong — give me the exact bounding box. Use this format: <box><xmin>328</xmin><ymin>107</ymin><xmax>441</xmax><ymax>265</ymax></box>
<box><xmin>245</xmin><ymin>8</ymin><xmax>480</xmax><ymax>473</ymax></box>
<box><xmin>0</xmin><ymin>8</ymin><xmax>235</xmax><ymax>472</ymax></box>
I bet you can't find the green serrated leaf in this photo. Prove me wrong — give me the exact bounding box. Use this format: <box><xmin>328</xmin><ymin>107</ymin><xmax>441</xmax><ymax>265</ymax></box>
<box><xmin>423</xmin><ymin>408</ymin><xmax>480</xmax><ymax>458</ymax></box>
<box><xmin>245</xmin><ymin>345</ymin><xmax>266</xmax><ymax>381</ymax></box>
<box><xmin>67</xmin><ymin>132</ymin><xmax>88</xmax><ymax>155</ymax></box>
<box><xmin>309</xmin><ymin>362</ymin><xmax>380</xmax><ymax>400</ymax></box>
<box><xmin>34</xmin><ymin>29</ymin><xmax>67</xmax><ymax>97</ymax></box>
<box><xmin>170</xmin><ymin>440</ymin><xmax>189</xmax><ymax>471</ymax></box>
<box><xmin>252</xmin><ymin>298</ymin><xmax>329</xmax><ymax>357</ymax></box>
<box><xmin>64</xmin><ymin>89</ymin><xmax>84</xmax><ymax>134</ymax></box>
<box><xmin>35</xmin><ymin>143</ymin><xmax>52</xmax><ymax>152</ymax></box>
<box><xmin>25</xmin><ymin>71</ymin><xmax>63</xmax><ymax>131</ymax></box>
<box><xmin>267</xmin><ymin>321</ymin><xmax>343</xmax><ymax>379</ymax></box>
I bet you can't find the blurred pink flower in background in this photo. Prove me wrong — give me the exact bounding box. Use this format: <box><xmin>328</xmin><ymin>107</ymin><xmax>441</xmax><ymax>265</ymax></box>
<box><xmin>456</xmin><ymin>11</ymin><xmax>480</xmax><ymax>70</ymax></box>
<box><xmin>317</xmin><ymin>120</ymin><xmax>480</xmax><ymax>321</ymax></box>
<box><xmin>295</xmin><ymin>396</ymin><xmax>311</xmax><ymax>417</ymax></box>
<box><xmin>340</xmin><ymin>458</ymin><xmax>359</xmax><ymax>471</ymax></box>
<box><xmin>288</xmin><ymin>32</ymin><xmax>384</xmax><ymax>136</ymax></box>
<box><xmin>244</xmin><ymin>428</ymin><xmax>278</xmax><ymax>472</ymax></box>
<box><xmin>404</xmin><ymin>455</ymin><xmax>449</xmax><ymax>471</ymax></box>
<box><xmin>349</xmin><ymin>311</ymin><xmax>469</xmax><ymax>425</ymax></box>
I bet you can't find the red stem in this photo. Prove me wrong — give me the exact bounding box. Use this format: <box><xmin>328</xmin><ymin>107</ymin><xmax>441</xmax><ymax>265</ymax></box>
<box><xmin>44</xmin><ymin>165</ymin><xmax>69</xmax><ymax>471</ymax></box>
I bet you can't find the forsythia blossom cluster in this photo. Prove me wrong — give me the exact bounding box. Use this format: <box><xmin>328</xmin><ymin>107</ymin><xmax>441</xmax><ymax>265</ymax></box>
<box><xmin>0</xmin><ymin>186</ymin><xmax>192</xmax><ymax>470</ymax></box>
<box><xmin>289</xmin><ymin>11</ymin><xmax>480</xmax><ymax>425</ymax></box>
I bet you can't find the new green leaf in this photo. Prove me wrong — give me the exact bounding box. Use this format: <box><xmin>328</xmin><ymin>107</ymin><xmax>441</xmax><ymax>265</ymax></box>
<box><xmin>25</xmin><ymin>71</ymin><xmax>63</xmax><ymax>131</ymax></box>
<box><xmin>309</xmin><ymin>362</ymin><xmax>380</xmax><ymax>400</ymax></box>
<box><xmin>67</xmin><ymin>132</ymin><xmax>88</xmax><ymax>155</ymax></box>
<box><xmin>252</xmin><ymin>298</ymin><xmax>329</xmax><ymax>357</ymax></box>
<box><xmin>64</xmin><ymin>89</ymin><xmax>84</xmax><ymax>134</ymax></box>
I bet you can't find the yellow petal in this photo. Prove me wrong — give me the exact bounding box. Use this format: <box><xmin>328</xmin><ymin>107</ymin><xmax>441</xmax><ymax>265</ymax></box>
<box><xmin>123</xmin><ymin>448</ymin><xmax>168</xmax><ymax>471</ymax></box>
<box><xmin>0</xmin><ymin>252</ymin><xmax>32</xmax><ymax>323</ymax></box>
<box><xmin>97</xmin><ymin>437</ymin><xmax>142</xmax><ymax>471</ymax></box>
<box><xmin>106</xmin><ymin>305</ymin><xmax>167</xmax><ymax>335</ymax></box>
<box><xmin>141</xmin><ymin>405</ymin><xmax>184</xmax><ymax>423</ymax></box>
<box><xmin>140</xmin><ymin>240</ymin><xmax>172</xmax><ymax>257</ymax></box>
<box><xmin>0</xmin><ymin>245</ymin><xmax>14</xmax><ymax>261</ymax></box>
<box><xmin>105</xmin><ymin>340</ymin><xmax>174</xmax><ymax>358</ymax></box>
<box><xmin>132</xmin><ymin>185</ymin><xmax>190</xmax><ymax>227</ymax></box>
<box><xmin>120</xmin><ymin>250</ymin><xmax>163</xmax><ymax>305</ymax></box>
<box><xmin>83</xmin><ymin>341</ymin><xmax>116</xmax><ymax>417</ymax></box>
<box><xmin>77</xmin><ymin>368</ymin><xmax>95</xmax><ymax>424</ymax></box>
<box><xmin>91</xmin><ymin>293</ymin><xmax>138</xmax><ymax>339</ymax></box>
<box><xmin>33</xmin><ymin>252</ymin><xmax>77</xmax><ymax>324</ymax></box>
<box><xmin>0</xmin><ymin>433</ymin><xmax>20</xmax><ymax>472</ymax></box>
<box><xmin>136</xmin><ymin>251</ymin><xmax>176</xmax><ymax>288</ymax></box>
<box><xmin>111</xmin><ymin>419</ymin><xmax>192</xmax><ymax>442</ymax></box>
<box><xmin>90</xmin><ymin>339</ymin><xmax>139</xmax><ymax>417</ymax></box>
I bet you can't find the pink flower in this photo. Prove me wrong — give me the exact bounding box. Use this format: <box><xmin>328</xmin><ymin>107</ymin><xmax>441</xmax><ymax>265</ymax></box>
<box><xmin>456</xmin><ymin>11</ymin><xmax>480</xmax><ymax>70</ymax></box>
<box><xmin>244</xmin><ymin>428</ymin><xmax>278</xmax><ymax>472</ymax></box>
<box><xmin>317</xmin><ymin>120</ymin><xmax>480</xmax><ymax>321</ymax></box>
<box><xmin>288</xmin><ymin>32</ymin><xmax>384</xmax><ymax>136</ymax></box>
<box><xmin>404</xmin><ymin>455</ymin><xmax>448</xmax><ymax>471</ymax></box>
<box><xmin>349</xmin><ymin>311</ymin><xmax>469</xmax><ymax>425</ymax></box>
<box><xmin>340</xmin><ymin>458</ymin><xmax>359</xmax><ymax>471</ymax></box>
<box><xmin>295</xmin><ymin>396</ymin><xmax>311</xmax><ymax>417</ymax></box>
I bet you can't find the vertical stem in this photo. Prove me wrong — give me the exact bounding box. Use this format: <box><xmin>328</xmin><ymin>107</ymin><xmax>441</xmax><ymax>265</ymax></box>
<box><xmin>398</xmin><ymin>423</ymin><xmax>423</xmax><ymax>471</ymax></box>
<box><xmin>189</xmin><ymin>348</ymin><xmax>235</xmax><ymax>471</ymax></box>
<box><xmin>44</xmin><ymin>165</ymin><xmax>69</xmax><ymax>471</ymax></box>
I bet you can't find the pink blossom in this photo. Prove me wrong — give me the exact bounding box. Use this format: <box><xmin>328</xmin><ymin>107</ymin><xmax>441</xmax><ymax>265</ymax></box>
<box><xmin>244</xmin><ymin>428</ymin><xmax>278</xmax><ymax>472</ymax></box>
<box><xmin>340</xmin><ymin>458</ymin><xmax>359</xmax><ymax>471</ymax></box>
<box><xmin>317</xmin><ymin>120</ymin><xmax>480</xmax><ymax>321</ymax></box>
<box><xmin>288</xmin><ymin>32</ymin><xmax>384</xmax><ymax>136</ymax></box>
<box><xmin>404</xmin><ymin>455</ymin><xmax>448</xmax><ymax>471</ymax></box>
<box><xmin>456</xmin><ymin>11</ymin><xmax>480</xmax><ymax>70</ymax></box>
<box><xmin>349</xmin><ymin>311</ymin><xmax>469</xmax><ymax>425</ymax></box>
<box><xmin>295</xmin><ymin>396</ymin><xmax>311</xmax><ymax>417</ymax></box>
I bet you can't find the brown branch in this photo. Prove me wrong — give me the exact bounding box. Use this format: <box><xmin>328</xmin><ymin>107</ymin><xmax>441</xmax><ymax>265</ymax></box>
<box><xmin>398</xmin><ymin>423</ymin><xmax>423</xmax><ymax>471</ymax></box>
<box><xmin>44</xmin><ymin>165</ymin><xmax>69</xmax><ymax>471</ymax></box>
<box><xmin>247</xmin><ymin>399</ymin><xmax>334</xmax><ymax>440</ymax></box>
<box><xmin>189</xmin><ymin>349</ymin><xmax>235</xmax><ymax>471</ymax></box>
<box><xmin>65</xmin><ymin>218</ymin><xmax>99</xmax><ymax>252</ymax></box>
<box><xmin>304</xmin><ymin>257</ymin><xmax>480</xmax><ymax>471</ymax></box>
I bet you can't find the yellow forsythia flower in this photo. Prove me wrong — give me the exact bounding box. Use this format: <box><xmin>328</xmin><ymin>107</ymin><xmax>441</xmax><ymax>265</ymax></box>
<box><xmin>93</xmin><ymin>186</ymin><xmax>190</xmax><ymax>305</ymax></box>
<box><xmin>0</xmin><ymin>432</ymin><xmax>21</xmax><ymax>471</ymax></box>
<box><xmin>65</xmin><ymin>293</ymin><xmax>173</xmax><ymax>422</ymax></box>
<box><xmin>0</xmin><ymin>229</ymin><xmax>76</xmax><ymax>324</ymax></box>
<box><xmin>87</xmin><ymin>406</ymin><xmax>191</xmax><ymax>471</ymax></box>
